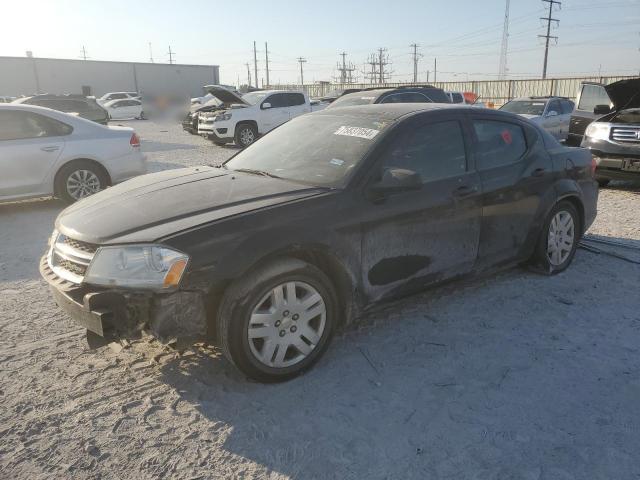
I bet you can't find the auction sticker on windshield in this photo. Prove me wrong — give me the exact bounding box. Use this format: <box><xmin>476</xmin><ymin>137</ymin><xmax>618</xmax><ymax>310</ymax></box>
<box><xmin>334</xmin><ymin>126</ymin><xmax>380</xmax><ymax>140</ymax></box>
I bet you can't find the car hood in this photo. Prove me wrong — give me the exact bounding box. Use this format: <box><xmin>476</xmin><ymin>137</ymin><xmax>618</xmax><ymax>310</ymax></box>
<box><xmin>204</xmin><ymin>86</ymin><xmax>248</xmax><ymax>106</ymax></box>
<box><xmin>605</xmin><ymin>78</ymin><xmax>640</xmax><ymax>110</ymax></box>
<box><xmin>56</xmin><ymin>166</ymin><xmax>329</xmax><ymax>245</ymax></box>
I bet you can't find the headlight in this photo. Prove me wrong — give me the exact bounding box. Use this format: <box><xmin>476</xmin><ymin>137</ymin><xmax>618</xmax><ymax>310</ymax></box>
<box><xmin>213</xmin><ymin>113</ymin><xmax>232</xmax><ymax>122</ymax></box>
<box><xmin>585</xmin><ymin>123</ymin><xmax>610</xmax><ymax>141</ymax></box>
<box><xmin>84</xmin><ymin>245</ymin><xmax>189</xmax><ymax>290</ymax></box>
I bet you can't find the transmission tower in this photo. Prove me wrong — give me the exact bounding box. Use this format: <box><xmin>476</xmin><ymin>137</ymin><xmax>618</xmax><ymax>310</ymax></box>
<box><xmin>539</xmin><ymin>0</ymin><xmax>561</xmax><ymax>79</ymax></box>
<box><xmin>335</xmin><ymin>52</ymin><xmax>357</xmax><ymax>84</ymax></box>
<box><xmin>498</xmin><ymin>0</ymin><xmax>510</xmax><ymax>79</ymax></box>
<box><xmin>363</xmin><ymin>48</ymin><xmax>392</xmax><ymax>84</ymax></box>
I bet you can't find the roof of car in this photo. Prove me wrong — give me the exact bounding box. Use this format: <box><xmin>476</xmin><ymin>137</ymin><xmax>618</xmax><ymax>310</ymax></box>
<box><xmin>314</xmin><ymin>103</ymin><xmax>466</xmax><ymax>120</ymax></box>
<box><xmin>510</xmin><ymin>96</ymin><xmax>571</xmax><ymax>101</ymax></box>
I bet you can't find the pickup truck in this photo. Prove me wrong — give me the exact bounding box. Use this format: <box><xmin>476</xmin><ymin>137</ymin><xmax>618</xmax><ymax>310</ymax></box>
<box><xmin>198</xmin><ymin>88</ymin><xmax>317</xmax><ymax>147</ymax></box>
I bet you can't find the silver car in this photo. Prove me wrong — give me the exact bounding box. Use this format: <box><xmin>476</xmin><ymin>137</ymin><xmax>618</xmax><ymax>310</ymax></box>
<box><xmin>500</xmin><ymin>96</ymin><xmax>574</xmax><ymax>142</ymax></box>
<box><xmin>0</xmin><ymin>104</ymin><xmax>146</xmax><ymax>203</ymax></box>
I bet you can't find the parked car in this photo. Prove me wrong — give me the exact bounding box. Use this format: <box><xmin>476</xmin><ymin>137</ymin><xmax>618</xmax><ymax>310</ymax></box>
<box><xmin>315</xmin><ymin>88</ymin><xmax>362</xmax><ymax>104</ymax></box>
<box><xmin>499</xmin><ymin>96</ymin><xmax>574</xmax><ymax>142</ymax></box>
<box><xmin>568</xmin><ymin>78</ymin><xmax>640</xmax><ymax>147</ymax></box>
<box><xmin>40</xmin><ymin>103</ymin><xmax>597</xmax><ymax>382</ymax></box>
<box><xmin>13</xmin><ymin>94</ymin><xmax>109</xmax><ymax>125</ymax></box>
<box><xmin>579</xmin><ymin>80</ymin><xmax>640</xmax><ymax>185</ymax></box>
<box><xmin>446</xmin><ymin>91</ymin><xmax>466</xmax><ymax>104</ymax></box>
<box><xmin>182</xmin><ymin>97</ymin><xmax>224</xmax><ymax>134</ymax></box>
<box><xmin>103</xmin><ymin>99</ymin><xmax>144</xmax><ymax>120</ymax></box>
<box><xmin>325</xmin><ymin>86</ymin><xmax>451</xmax><ymax>109</ymax></box>
<box><xmin>97</xmin><ymin>92</ymin><xmax>140</xmax><ymax>105</ymax></box>
<box><xmin>197</xmin><ymin>88</ymin><xmax>315</xmax><ymax>147</ymax></box>
<box><xmin>0</xmin><ymin>104</ymin><xmax>146</xmax><ymax>203</ymax></box>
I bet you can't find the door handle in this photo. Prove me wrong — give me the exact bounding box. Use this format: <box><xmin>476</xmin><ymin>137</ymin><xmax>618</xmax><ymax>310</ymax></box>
<box><xmin>41</xmin><ymin>146</ymin><xmax>60</xmax><ymax>152</ymax></box>
<box><xmin>531</xmin><ymin>167</ymin><xmax>546</xmax><ymax>177</ymax></box>
<box><xmin>453</xmin><ymin>185</ymin><xmax>477</xmax><ymax>198</ymax></box>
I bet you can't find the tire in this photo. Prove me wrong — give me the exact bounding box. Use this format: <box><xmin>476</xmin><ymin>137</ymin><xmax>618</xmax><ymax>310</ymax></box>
<box><xmin>597</xmin><ymin>178</ymin><xmax>610</xmax><ymax>187</ymax></box>
<box><xmin>138</xmin><ymin>111</ymin><xmax>146</xmax><ymax>120</ymax></box>
<box><xmin>55</xmin><ymin>160</ymin><xmax>109</xmax><ymax>203</ymax></box>
<box><xmin>217</xmin><ymin>258</ymin><xmax>338</xmax><ymax>383</ymax></box>
<box><xmin>531</xmin><ymin>201</ymin><xmax>581</xmax><ymax>274</ymax></box>
<box><xmin>234</xmin><ymin>123</ymin><xmax>258</xmax><ymax>148</ymax></box>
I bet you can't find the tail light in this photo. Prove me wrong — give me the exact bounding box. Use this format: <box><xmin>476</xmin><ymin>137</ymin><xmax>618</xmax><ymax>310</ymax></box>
<box><xmin>130</xmin><ymin>132</ymin><xmax>140</xmax><ymax>147</ymax></box>
<box><xmin>590</xmin><ymin>156</ymin><xmax>597</xmax><ymax>177</ymax></box>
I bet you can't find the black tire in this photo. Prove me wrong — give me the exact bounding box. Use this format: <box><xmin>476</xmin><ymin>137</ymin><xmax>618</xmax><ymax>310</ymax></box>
<box><xmin>234</xmin><ymin>123</ymin><xmax>258</xmax><ymax>148</ymax></box>
<box><xmin>54</xmin><ymin>160</ymin><xmax>109</xmax><ymax>204</ymax></box>
<box><xmin>531</xmin><ymin>201</ymin><xmax>581</xmax><ymax>275</ymax></box>
<box><xmin>597</xmin><ymin>178</ymin><xmax>610</xmax><ymax>187</ymax></box>
<box><xmin>217</xmin><ymin>258</ymin><xmax>338</xmax><ymax>383</ymax></box>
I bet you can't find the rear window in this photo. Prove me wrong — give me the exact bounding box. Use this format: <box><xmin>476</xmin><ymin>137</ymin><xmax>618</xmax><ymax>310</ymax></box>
<box><xmin>577</xmin><ymin>85</ymin><xmax>612</xmax><ymax>112</ymax></box>
<box><xmin>450</xmin><ymin>93</ymin><xmax>464</xmax><ymax>103</ymax></box>
<box><xmin>380</xmin><ymin>92</ymin><xmax>431</xmax><ymax>104</ymax></box>
<box><xmin>330</xmin><ymin>93</ymin><xmax>378</xmax><ymax>108</ymax></box>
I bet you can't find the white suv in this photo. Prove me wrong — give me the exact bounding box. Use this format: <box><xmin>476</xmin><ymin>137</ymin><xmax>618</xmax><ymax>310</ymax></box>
<box><xmin>198</xmin><ymin>88</ymin><xmax>313</xmax><ymax>147</ymax></box>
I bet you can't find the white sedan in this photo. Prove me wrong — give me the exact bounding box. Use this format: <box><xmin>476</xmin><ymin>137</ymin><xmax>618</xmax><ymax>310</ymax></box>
<box><xmin>103</xmin><ymin>99</ymin><xmax>144</xmax><ymax>120</ymax></box>
<box><xmin>0</xmin><ymin>104</ymin><xmax>146</xmax><ymax>203</ymax></box>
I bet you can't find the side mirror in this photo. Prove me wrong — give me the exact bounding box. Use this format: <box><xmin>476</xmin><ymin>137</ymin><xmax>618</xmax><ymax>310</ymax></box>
<box><xmin>593</xmin><ymin>104</ymin><xmax>612</xmax><ymax>115</ymax></box>
<box><xmin>369</xmin><ymin>168</ymin><xmax>422</xmax><ymax>195</ymax></box>
<box><xmin>546</xmin><ymin>110</ymin><xmax>558</xmax><ymax>117</ymax></box>
<box><xmin>261</xmin><ymin>102</ymin><xmax>272</xmax><ymax>109</ymax></box>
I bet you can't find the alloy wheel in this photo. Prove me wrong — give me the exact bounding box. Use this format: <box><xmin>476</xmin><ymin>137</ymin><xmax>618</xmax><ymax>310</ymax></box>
<box><xmin>66</xmin><ymin>169</ymin><xmax>101</xmax><ymax>200</ymax></box>
<box><xmin>247</xmin><ymin>281</ymin><xmax>326</xmax><ymax>368</ymax></box>
<box><xmin>240</xmin><ymin>127</ymin><xmax>255</xmax><ymax>146</ymax></box>
<box><xmin>547</xmin><ymin>210</ymin><xmax>575</xmax><ymax>266</ymax></box>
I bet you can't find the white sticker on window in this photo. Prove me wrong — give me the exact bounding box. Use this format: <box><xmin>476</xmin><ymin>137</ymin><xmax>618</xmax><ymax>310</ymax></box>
<box><xmin>334</xmin><ymin>126</ymin><xmax>380</xmax><ymax>140</ymax></box>
<box><xmin>330</xmin><ymin>158</ymin><xmax>345</xmax><ymax>166</ymax></box>
<box><xmin>360</xmin><ymin>96</ymin><xmax>375</xmax><ymax>100</ymax></box>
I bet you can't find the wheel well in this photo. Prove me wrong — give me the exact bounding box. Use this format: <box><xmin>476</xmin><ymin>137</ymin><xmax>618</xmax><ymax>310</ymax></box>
<box><xmin>54</xmin><ymin>158</ymin><xmax>112</xmax><ymax>196</ymax></box>
<box><xmin>235</xmin><ymin>120</ymin><xmax>258</xmax><ymax>134</ymax></box>
<box><xmin>559</xmin><ymin>195</ymin><xmax>585</xmax><ymax>234</ymax></box>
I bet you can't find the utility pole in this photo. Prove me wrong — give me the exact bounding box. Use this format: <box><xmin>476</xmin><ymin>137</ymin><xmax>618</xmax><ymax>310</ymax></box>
<box><xmin>253</xmin><ymin>41</ymin><xmax>259</xmax><ymax>88</ymax></box>
<box><xmin>539</xmin><ymin>0</ymin><xmax>561</xmax><ymax>79</ymax></box>
<box><xmin>148</xmin><ymin>42</ymin><xmax>154</xmax><ymax>63</ymax></box>
<box><xmin>79</xmin><ymin>46</ymin><xmax>88</xmax><ymax>60</ymax></box>
<box><xmin>245</xmin><ymin>62</ymin><xmax>251</xmax><ymax>87</ymax></box>
<box><xmin>264</xmin><ymin>42</ymin><xmax>270</xmax><ymax>87</ymax></box>
<box><xmin>410</xmin><ymin>43</ymin><xmax>422</xmax><ymax>83</ymax></box>
<box><xmin>434</xmin><ymin>58</ymin><xmax>437</xmax><ymax>83</ymax></box>
<box><xmin>297</xmin><ymin>57</ymin><xmax>307</xmax><ymax>86</ymax></box>
<box><xmin>498</xmin><ymin>0</ymin><xmax>510</xmax><ymax>79</ymax></box>
<box><xmin>167</xmin><ymin>45</ymin><xmax>175</xmax><ymax>64</ymax></box>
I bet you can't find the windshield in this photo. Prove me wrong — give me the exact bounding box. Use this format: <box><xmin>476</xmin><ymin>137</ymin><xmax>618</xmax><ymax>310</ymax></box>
<box><xmin>500</xmin><ymin>100</ymin><xmax>546</xmax><ymax>116</ymax></box>
<box><xmin>242</xmin><ymin>92</ymin><xmax>268</xmax><ymax>105</ymax></box>
<box><xmin>329</xmin><ymin>93</ymin><xmax>378</xmax><ymax>108</ymax></box>
<box><xmin>225</xmin><ymin>114</ymin><xmax>393</xmax><ymax>187</ymax></box>
<box><xmin>611</xmin><ymin>108</ymin><xmax>640</xmax><ymax>124</ymax></box>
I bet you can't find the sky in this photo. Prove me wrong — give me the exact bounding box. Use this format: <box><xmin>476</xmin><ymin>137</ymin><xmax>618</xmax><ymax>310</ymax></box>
<box><xmin>1</xmin><ymin>0</ymin><xmax>638</xmax><ymax>86</ymax></box>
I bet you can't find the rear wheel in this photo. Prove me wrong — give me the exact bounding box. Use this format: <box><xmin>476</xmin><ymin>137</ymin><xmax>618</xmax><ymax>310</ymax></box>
<box><xmin>234</xmin><ymin>123</ymin><xmax>258</xmax><ymax>148</ymax></box>
<box><xmin>531</xmin><ymin>201</ymin><xmax>580</xmax><ymax>274</ymax></box>
<box><xmin>55</xmin><ymin>161</ymin><xmax>108</xmax><ymax>203</ymax></box>
<box><xmin>217</xmin><ymin>258</ymin><xmax>338</xmax><ymax>382</ymax></box>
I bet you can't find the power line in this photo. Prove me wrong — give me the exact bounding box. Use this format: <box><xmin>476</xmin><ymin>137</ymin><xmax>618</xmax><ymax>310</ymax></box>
<box><xmin>498</xmin><ymin>0</ymin><xmax>510</xmax><ymax>79</ymax></box>
<box><xmin>297</xmin><ymin>57</ymin><xmax>307</xmax><ymax>85</ymax></box>
<box><xmin>539</xmin><ymin>0</ymin><xmax>561</xmax><ymax>79</ymax></box>
<box><xmin>167</xmin><ymin>45</ymin><xmax>175</xmax><ymax>64</ymax></box>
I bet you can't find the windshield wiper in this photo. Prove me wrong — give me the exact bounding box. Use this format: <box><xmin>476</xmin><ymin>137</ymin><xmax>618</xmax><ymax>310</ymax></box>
<box><xmin>233</xmin><ymin>168</ymin><xmax>282</xmax><ymax>179</ymax></box>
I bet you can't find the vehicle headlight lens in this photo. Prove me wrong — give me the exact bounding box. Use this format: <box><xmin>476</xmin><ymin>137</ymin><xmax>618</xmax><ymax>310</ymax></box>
<box><xmin>585</xmin><ymin>123</ymin><xmax>610</xmax><ymax>141</ymax></box>
<box><xmin>213</xmin><ymin>113</ymin><xmax>232</xmax><ymax>122</ymax></box>
<box><xmin>84</xmin><ymin>245</ymin><xmax>189</xmax><ymax>290</ymax></box>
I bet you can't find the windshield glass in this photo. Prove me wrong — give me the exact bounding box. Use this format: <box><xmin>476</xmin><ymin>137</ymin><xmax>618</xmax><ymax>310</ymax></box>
<box><xmin>225</xmin><ymin>114</ymin><xmax>393</xmax><ymax>187</ymax></box>
<box><xmin>611</xmin><ymin>108</ymin><xmax>640</xmax><ymax>124</ymax></box>
<box><xmin>242</xmin><ymin>92</ymin><xmax>268</xmax><ymax>105</ymax></box>
<box><xmin>329</xmin><ymin>93</ymin><xmax>379</xmax><ymax>108</ymax></box>
<box><xmin>500</xmin><ymin>100</ymin><xmax>546</xmax><ymax>116</ymax></box>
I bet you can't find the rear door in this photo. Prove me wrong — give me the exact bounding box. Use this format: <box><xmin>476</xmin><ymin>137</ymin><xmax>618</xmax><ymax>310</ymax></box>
<box><xmin>569</xmin><ymin>83</ymin><xmax>612</xmax><ymax>145</ymax></box>
<box><xmin>259</xmin><ymin>94</ymin><xmax>290</xmax><ymax>132</ymax></box>
<box><xmin>359</xmin><ymin>113</ymin><xmax>482</xmax><ymax>301</ymax></box>
<box><xmin>0</xmin><ymin>110</ymin><xmax>70</xmax><ymax>198</ymax></box>
<box><xmin>286</xmin><ymin>93</ymin><xmax>309</xmax><ymax>118</ymax></box>
<box><xmin>469</xmin><ymin>115</ymin><xmax>554</xmax><ymax>268</ymax></box>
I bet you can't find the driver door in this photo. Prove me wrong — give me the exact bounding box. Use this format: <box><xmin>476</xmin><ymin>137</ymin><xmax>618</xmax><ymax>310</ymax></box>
<box><xmin>359</xmin><ymin>113</ymin><xmax>482</xmax><ymax>301</ymax></box>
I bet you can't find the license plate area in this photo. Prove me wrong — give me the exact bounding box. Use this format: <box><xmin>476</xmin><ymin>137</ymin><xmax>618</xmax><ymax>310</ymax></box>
<box><xmin>621</xmin><ymin>159</ymin><xmax>640</xmax><ymax>172</ymax></box>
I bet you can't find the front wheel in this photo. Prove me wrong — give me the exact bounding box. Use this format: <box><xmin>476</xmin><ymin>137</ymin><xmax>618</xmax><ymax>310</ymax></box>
<box><xmin>217</xmin><ymin>258</ymin><xmax>338</xmax><ymax>382</ymax></box>
<box><xmin>531</xmin><ymin>201</ymin><xmax>580</xmax><ymax>274</ymax></box>
<box><xmin>234</xmin><ymin>123</ymin><xmax>258</xmax><ymax>148</ymax></box>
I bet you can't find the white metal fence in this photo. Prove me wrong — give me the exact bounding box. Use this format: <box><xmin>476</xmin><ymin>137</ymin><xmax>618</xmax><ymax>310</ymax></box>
<box><xmin>268</xmin><ymin>75</ymin><xmax>636</xmax><ymax>106</ymax></box>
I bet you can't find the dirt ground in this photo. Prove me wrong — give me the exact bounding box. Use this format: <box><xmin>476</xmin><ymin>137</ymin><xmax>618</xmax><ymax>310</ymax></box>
<box><xmin>1</xmin><ymin>120</ymin><xmax>639</xmax><ymax>480</ymax></box>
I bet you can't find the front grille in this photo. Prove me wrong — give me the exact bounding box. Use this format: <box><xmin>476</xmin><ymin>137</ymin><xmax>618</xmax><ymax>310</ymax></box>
<box><xmin>611</xmin><ymin>127</ymin><xmax>640</xmax><ymax>143</ymax></box>
<box><xmin>56</xmin><ymin>257</ymin><xmax>88</xmax><ymax>276</ymax></box>
<box><xmin>61</xmin><ymin>236</ymin><xmax>98</xmax><ymax>254</ymax></box>
<box><xmin>48</xmin><ymin>233</ymin><xmax>97</xmax><ymax>284</ymax></box>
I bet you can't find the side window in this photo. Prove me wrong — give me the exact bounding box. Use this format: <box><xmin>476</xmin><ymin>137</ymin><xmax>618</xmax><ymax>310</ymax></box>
<box><xmin>577</xmin><ymin>85</ymin><xmax>611</xmax><ymax>112</ymax></box>
<box><xmin>286</xmin><ymin>93</ymin><xmax>305</xmax><ymax>106</ymax></box>
<box><xmin>547</xmin><ymin>100</ymin><xmax>561</xmax><ymax>115</ymax></box>
<box><xmin>264</xmin><ymin>94</ymin><xmax>287</xmax><ymax>108</ymax></box>
<box><xmin>451</xmin><ymin>93</ymin><xmax>464</xmax><ymax>104</ymax></box>
<box><xmin>111</xmin><ymin>101</ymin><xmax>125</xmax><ymax>108</ymax></box>
<box><xmin>473</xmin><ymin>119</ymin><xmax>527</xmax><ymax>170</ymax></box>
<box><xmin>560</xmin><ymin>100</ymin><xmax>574</xmax><ymax>114</ymax></box>
<box><xmin>0</xmin><ymin>110</ymin><xmax>72</xmax><ymax>140</ymax></box>
<box><xmin>382</xmin><ymin>120</ymin><xmax>467</xmax><ymax>182</ymax></box>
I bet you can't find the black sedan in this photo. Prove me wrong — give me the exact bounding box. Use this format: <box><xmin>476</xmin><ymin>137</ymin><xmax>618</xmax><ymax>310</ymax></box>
<box><xmin>41</xmin><ymin>104</ymin><xmax>598</xmax><ymax>382</ymax></box>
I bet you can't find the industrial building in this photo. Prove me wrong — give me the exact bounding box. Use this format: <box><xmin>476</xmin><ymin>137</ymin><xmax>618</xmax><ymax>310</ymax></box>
<box><xmin>0</xmin><ymin>55</ymin><xmax>220</xmax><ymax>98</ymax></box>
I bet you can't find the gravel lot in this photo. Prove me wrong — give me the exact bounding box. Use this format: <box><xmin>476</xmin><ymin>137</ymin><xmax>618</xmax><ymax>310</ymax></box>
<box><xmin>1</xmin><ymin>120</ymin><xmax>639</xmax><ymax>479</ymax></box>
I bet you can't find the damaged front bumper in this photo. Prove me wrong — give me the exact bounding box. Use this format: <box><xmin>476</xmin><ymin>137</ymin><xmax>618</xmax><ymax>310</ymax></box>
<box><xmin>40</xmin><ymin>256</ymin><xmax>208</xmax><ymax>344</ymax></box>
